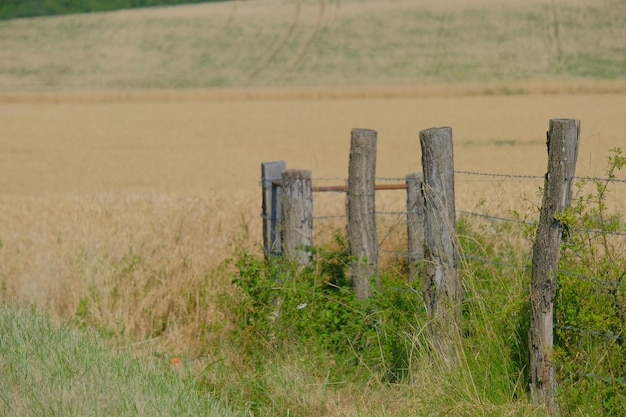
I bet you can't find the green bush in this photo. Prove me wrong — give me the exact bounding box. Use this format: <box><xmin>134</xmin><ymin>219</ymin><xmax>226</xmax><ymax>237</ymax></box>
<box><xmin>229</xmin><ymin>234</ymin><xmax>425</xmax><ymax>383</ymax></box>
<box><xmin>228</xmin><ymin>227</ymin><xmax>531</xmax><ymax>404</ymax></box>
<box><xmin>554</xmin><ymin>148</ymin><xmax>626</xmax><ymax>415</ymax></box>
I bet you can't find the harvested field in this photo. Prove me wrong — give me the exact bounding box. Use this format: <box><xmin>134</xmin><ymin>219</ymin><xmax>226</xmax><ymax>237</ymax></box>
<box><xmin>2</xmin><ymin>90</ymin><xmax>625</xmax><ymax>197</ymax></box>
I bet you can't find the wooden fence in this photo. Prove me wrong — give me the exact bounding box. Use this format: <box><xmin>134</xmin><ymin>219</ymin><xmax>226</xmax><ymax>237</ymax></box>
<box><xmin>261</xmin><ymin>119</ymin><xmax>581</xmax><ymax>409</ymax></box>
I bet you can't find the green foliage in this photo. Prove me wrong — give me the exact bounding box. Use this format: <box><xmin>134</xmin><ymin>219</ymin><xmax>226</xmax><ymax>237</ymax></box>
<box><xmin>554</xmin><ymin>148</ymin><xmax>626</xmax><ymax>415</ymax></box>
<box><xmin>230</xmin><ymin>234</ymin><xmax>424</xmax><ymax>383</ymax></box>
<box><xmin>229</xmin><ymin>225</ymin><xmax>535</xmax><ymax>411</ymax></box>
<box><xmin>0</xmin><ymin>0</ymin><xmax>226</xmax><ymax>20</ymax></box>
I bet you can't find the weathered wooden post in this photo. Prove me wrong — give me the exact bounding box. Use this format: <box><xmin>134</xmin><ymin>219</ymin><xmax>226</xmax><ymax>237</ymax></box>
<box><xmin>347</xmin><ymin>128</ymin><xmax>378</xmax><ymax>300</ymax></box>
<box><xmin>281</xmin><ymin>169</ymin><xmax>313</xmax><ymax>267</ymax></box>
<box><xmin>261</xmin><ymin>161</ymin><xmax>286</xmax><ymax>259</ymax></box>
<box><xmin>530</xmin><ymin>118</ymin><xmax>580</xmax><ymax>408</ymax></box>
<box><xmin>420</xmin><ymin>127</ymin><xmax>460</xmax><ymax>369</ymax></box>
<box><xmin>406</xmin><ymin>172</ymin><xmax>425</xmax><ymax>283</ymax></box>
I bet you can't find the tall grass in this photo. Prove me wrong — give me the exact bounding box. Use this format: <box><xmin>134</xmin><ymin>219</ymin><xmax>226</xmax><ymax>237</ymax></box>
<box><xmin>0</xmin><ymin>194</ymin><xmax>250</xmax><ymax>357</ymax></box>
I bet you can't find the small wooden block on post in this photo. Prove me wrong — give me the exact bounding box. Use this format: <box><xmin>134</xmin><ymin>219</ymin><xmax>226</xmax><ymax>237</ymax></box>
<box><xmin>281</xmin><ymin>169</ymin><xmax>313</xmax><ymax>267</ymax></box>
<box><xmin>347</xmin><ymin>128</ymin><xmax>379</xmax><ymax>300</ymax></box>
<box><xmin>261</xmin><ymin>161</ymin><xmax>286</xmax><ymax>259</ymax></box>
<box><xmin>420</xmin><ymin>126</ymin><xmax>460</xmax><ymax>369</ymax></box>
<box><xmin>529</xmin><ymin>118</ymin><xmax>580</xmax><ymax>409</ymax></box>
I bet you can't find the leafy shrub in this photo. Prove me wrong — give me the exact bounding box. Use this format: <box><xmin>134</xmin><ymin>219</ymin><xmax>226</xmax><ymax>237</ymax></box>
<box><xmin>229</xmin><ymin>233</ymin><xmax>424</xmax><ymax>383</ymax></box>
<box><xmin>555</xmin><ymin>148</ymin><xmax>626</xmax><ymax>415</ymax></box>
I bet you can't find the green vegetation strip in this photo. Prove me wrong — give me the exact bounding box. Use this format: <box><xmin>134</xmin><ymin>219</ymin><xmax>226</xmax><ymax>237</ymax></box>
<box><xmin>0</xmin><ymin>0</ymin><xmax>226</xmax><ymax>20</ymax></box>
<box><xmin>0</xmin><ymin>304</ymin><xmax>236</xmax><ymax>417</ymax></box>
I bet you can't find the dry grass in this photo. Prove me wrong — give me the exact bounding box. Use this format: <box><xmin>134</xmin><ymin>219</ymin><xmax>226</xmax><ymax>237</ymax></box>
<box><xmin>0</xmin><ymin>193</ymin><xmax>257</xmax><ymax>356</ymax></box>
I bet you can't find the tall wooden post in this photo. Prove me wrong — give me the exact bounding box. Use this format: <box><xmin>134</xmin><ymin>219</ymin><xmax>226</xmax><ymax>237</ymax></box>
<box><xmin>281</xmin><ymin>169</ymin><xmax>313</xmax><ymax>267</ymax></box>
<box><xmin>406</xmin><ymin>172</ymin><xmax>425</xmax><ymax>283</ymax></box>
<box><xmin>347</xmin><ymin>128</ymin><xmax>378</xmax><ymax>300</ymax></box>
<box><xmin>530</xmin><ymin>118</ymin><xmax>580</xmax><ymax>408</ymax></box>
<box><xmin>261</xmin><ymin>161</ymin><xmax>286</xmax><ymax>259</ymax></box>
<box><xmin>420</xmin><ymin>127</ymin><xmax>460</xmax><ymax>369</ymax></box>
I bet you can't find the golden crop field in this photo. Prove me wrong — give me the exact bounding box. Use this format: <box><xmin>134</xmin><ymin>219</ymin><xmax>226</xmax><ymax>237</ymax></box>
<box><xmin>1</xmin><ymin>0</ymin><xmax>626</xmax><ymax>356</ymax></box>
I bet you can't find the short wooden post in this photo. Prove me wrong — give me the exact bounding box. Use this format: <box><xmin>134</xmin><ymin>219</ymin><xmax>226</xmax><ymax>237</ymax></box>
<box><xmin>347</xmin><ymin>128</ymin><xmax>378</xmax><ymax>300</ymax></box>
<box><xmin>261</xmin><ymin>161</ymin><xmax>286</xmax><ymax>259</ymax></box>
<box><xmin>406</xmin><ymin>172</ymin><xmax>425</xmax><ymax>283</ymax></box>
<box><xmin>281</xmin><ymin>169</ymin><xmax>313</xmax><ymax>267</ymax></box>
<box><xmin>529</xmin><ymin>118</ymin><xmax>580</xmax><ymax>408</ymax></box>
<box><xmin>420</xmin><ymin>127</ymin><xmax>460</xmax><ymax>369</ymax></box>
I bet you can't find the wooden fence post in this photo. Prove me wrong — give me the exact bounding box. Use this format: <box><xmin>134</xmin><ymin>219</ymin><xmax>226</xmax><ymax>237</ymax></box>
<box><xmin>261</xmin><ymin>161</ymin><xmax>286</xmax><ymax>259</ymax></box>
<box><xmin>281</xmin><ymin>169</ymin><xmax>313</xmax><ymax>267</ymax></box>
<box><xmin>420</xmin><ymin>127</ymin><xmax>460</xmax><ymax>369</ymax></box>
<box><xmin>347</xmin><ymin>128</ymin><xmax>378</xmax><ymax>300</ymax></box>
<box><xmin>530</xmin><ymin>118</ymin><xmax>580</xmax><ymax>408</ymax></box>
<box><xmin>406</xmin><ymin>172</ymin><xmax>425</xmax><ymax>283</ymax></box>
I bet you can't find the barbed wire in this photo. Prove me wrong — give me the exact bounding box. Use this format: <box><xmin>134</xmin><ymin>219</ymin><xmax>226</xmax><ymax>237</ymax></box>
<box><xmin>558</xmin><ymin>268</ymin><xmax>625</xmax><ymax>288</ymax></box>
<box><xmin>379</xmin><ymin>248</ymin><xmax>420</xmax><ymax>257</ymax></box>
<box><xmin>454</xmin><ymin>170</ymin><xmax>544</xmax><ymax>180</ymax></box>
<box><xmin>456</xmin><ymin>170</ymin><xmax>626</xmax><ymax>184</ymax></box>
<box><xmin>458</xmin><ymin>210</ymin><xmax>535</xmax><ymax>225</ymax></box>
<box><xmin>569</xmin><ymin>225</ymin><xmax>626</xmax><ymax>237</ymax></box>
<box><xmin>313</xmin><ymin>215</ymin><xmax>346</xmax><ymax>220</ymax></box>
<box><xmin>313</xmin><ymin>177</ymin><xmax>346</xmax><ymax>182</ymax></box>
<box><xmin>462</xmin><ymin>253</ymin><xmax>532</xmax><ymax>270</ymax></box>
<box><xmin>263</xmin><ymin>172</ymin><xmax>626</xmax><ymax>187</ymax></box>
<box><xmin>575</xmin><ymin>175</ymin><xmax>626</xmax><ymax>184</ymax></box>
<box><xmin>556</xmin><ymin>364</ymin><xmax>626</xmax><ymax>386</ymax></box>
<box><xmin>459</xmin><ymin>210</ymin><xmax>626</xmax><ymax>237</ymax></box>
<box><xmin>555</xmin><ymin>324</ymin><xmax>626</xmax><ymax>342</ymax></box>
<box><xmin>375</xmin><ymin>176</ymin><xmax>406</xmax><ymax>182</ymax></box>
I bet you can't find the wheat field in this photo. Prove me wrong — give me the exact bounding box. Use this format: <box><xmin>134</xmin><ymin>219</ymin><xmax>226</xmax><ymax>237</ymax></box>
<box><xmin>1</xmin><ymin>0</ymin><xmax>626</xmax><ymax>356</ymax></box>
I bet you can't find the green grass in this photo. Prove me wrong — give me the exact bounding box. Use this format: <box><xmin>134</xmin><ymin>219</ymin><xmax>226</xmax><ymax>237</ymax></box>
<box><xmin>0</xmin><ymin>304</ymin><xmax>237</xmax><ymax>417</ymax></box>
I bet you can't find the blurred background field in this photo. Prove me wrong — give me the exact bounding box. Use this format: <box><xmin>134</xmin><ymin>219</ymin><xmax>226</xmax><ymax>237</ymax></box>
<box><xmin>1</xmin><ymin>0</ymin><xmax>625</xmax><ymax>90</ymax></box>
